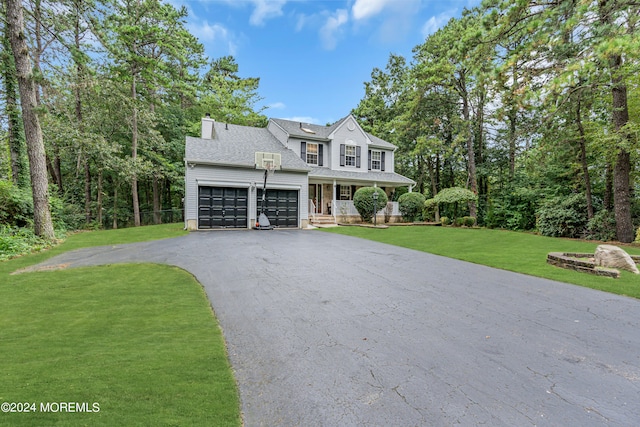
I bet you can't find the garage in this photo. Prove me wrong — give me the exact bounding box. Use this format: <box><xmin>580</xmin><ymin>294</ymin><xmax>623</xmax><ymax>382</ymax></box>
<box><xmin>256</xmin><ymin>189</ymin><xmax>299</xmax><ymax>228</ymax></box>
<box><xmin>198</xmin><ymin>186</ymin><xmax>248</xmax><ymax>229</ymax></box>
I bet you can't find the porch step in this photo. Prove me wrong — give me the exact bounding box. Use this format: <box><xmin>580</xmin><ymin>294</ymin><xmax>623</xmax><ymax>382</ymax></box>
<box><xmin>310</xmin><ymin>215</ymin><xmax>336</xmax><ymax>225</ymax></box>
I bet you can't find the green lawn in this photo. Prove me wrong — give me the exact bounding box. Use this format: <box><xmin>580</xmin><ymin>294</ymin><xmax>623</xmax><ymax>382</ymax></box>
<box><xmin>0</xmin><ymin>224</ymin><xmax>241</xmax><ymax>426</ymax></box>
<box><xmin>323</xmin><ymin>226</ymin><xmax>640</xmax><ymax>299</ymax></box>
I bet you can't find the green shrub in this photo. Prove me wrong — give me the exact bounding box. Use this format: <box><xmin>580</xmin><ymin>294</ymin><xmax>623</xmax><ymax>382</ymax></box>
<box><xmin>463</xmin><ymin>216</ymin><xmax>476</xmax><ymax>227</ymax></box>
<box><xmin>0</xmin><ymin>225</ymin><xmax>51</xmax><ymax>261</ymax></box>
<box><xmin>586</xmin><ymin>210</ymin><xmax>616</xmax><ymax>241</ymax></box>
<box><xmin>393</xmin><ymin>186</ymin><xmax>408</xmax><ymax>201</ymax></box>
<box><xmin>398</xmin><ymin>192</ymin><xmax>426</xmax><ymax>222</ymax></box>
<box><xmin>353</xmin><ymin>187</ymin><xmax>388</xmax><ymax>222</ymax></box>
<box><xmin>635</xmin><ymin>226</ymin><xmax>640</xmax><ymax>243</ymax></box>
<box><xmin>536</xmin><ymin>194</ymin><xmax>588</xmax><ymax>238</ymax></box>
<box><xmin>484</xmin><ymin>187</ymin><xmax>539</xmax><ymax>230</ymax></box>
<box><xmin>440</xmin><ymin>216</ymin><xmax>451</xmax><ymax>226</ymax></box>
<box><xmin>0</xmin><ymin>180</ymin><xmax>33</xmax><ymax>227</ymax></box>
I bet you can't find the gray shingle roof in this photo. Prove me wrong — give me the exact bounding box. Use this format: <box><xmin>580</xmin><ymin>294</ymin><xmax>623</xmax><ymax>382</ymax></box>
<box><xmin>185</xmin><ymin>122</ymin><xmax>310</xmax><ymax>172</ymax></box>
<box><xmin>270</xmin><ymin>118</ymin><xmax>334</xmax><ymax>140</ymax></box>
<box><xmin>271</xmin><ymin>115</ymin><xmax>397</xmax><ymax>150</ymax></box>
<box><xmin>308</xmin><ymin>167</ymin><xmax>415</xmax><ymax>186</ymax></box>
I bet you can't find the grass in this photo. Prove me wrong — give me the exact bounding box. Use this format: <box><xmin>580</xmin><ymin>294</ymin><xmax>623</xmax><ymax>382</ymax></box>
<box><xmin>0</xmin><ymin>224</ymin><xmax>241</xmax><ymax>426</ymax></box>
<box><xmin>322</xmin><ymin>226</ymin><xmax>640</xmax><ymax>299</ymax></box>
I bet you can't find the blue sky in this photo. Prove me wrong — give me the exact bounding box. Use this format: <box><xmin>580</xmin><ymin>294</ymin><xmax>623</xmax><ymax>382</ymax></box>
<box><xmin>176</xmin><ymin>0</ymin><xmax>481</xmax><ymax>125</ymax></box>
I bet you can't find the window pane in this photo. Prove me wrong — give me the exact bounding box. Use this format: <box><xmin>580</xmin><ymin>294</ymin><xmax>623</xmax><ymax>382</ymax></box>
<box><xmin>306</xmin><ymin>143</ymin><xmax>318</xmax><ymax>165</ymax></box>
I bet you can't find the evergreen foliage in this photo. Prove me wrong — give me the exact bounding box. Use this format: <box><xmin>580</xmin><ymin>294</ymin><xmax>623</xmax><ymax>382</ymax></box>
<box><xmin>353</xmin><ymin>187</ymin><xmax>388</xmax><ymax>222</ymax></box>
<box><xmin>398</xmin><ymin>192</ymin><xmax>426</xmax><ymax>222</ymax></box>
<box><xmin>536</xmin><ymin>194</ymin><xmax>589</xmax><ymax>238</ymax></box>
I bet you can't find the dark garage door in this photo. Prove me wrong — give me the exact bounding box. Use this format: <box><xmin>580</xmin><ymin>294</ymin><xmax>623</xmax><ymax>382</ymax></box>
<box><xmin>199</xmin><ymin>186</ymin><xmax>248</xmax><ymax>229</ymax></box>
<box><xmin>257</xmin><ymin>189</ymin><xmax>298</xmax><ymax>228</ymax></box>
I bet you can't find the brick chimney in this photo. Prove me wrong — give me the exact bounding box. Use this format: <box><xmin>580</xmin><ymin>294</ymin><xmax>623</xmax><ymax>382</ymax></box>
<box><xmin>201</xmin><ymin>113</ymin><xmax>215</xmax><ymax>139</ymax></box>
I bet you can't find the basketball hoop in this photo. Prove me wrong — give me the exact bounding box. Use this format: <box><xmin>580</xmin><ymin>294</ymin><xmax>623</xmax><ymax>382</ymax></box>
<box><xmin>254</xmin><ymin>152</ymin><xmax>281</xmax><ymax>230</ymax></box>
<box><xmin>263</xmin><ymin>159</ymin><xmax>276</xmax><ymax>176</ymax></box>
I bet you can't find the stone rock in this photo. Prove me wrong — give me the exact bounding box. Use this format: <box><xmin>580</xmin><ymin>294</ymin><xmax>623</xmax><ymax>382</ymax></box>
<box><xmin>594</xmin><ymin>245</ymin><xmax>639</xmax><ymax>274</ymax></box>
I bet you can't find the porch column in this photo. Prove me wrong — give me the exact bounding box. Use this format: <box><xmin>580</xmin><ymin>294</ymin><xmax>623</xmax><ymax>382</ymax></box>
<box><xmin>332</xmin><ymin>180</ymin><xmax>337</xmax><ymax>221</ymax></box>
<box><xmin>409</xmin><ymin>184</ymin><xmax>414</xmax><ymax>193</ymax></box>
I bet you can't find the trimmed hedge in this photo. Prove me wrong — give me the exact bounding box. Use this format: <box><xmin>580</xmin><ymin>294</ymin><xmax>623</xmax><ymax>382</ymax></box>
<box><xmin>398</xmin><ymin>192</ymin><xmax>425</xmax><ymax>222</ymax></box>
<box><xmin>353</xmin><ymin>187</ymin><xmax>388</xmax><ymax>222</ymax></box>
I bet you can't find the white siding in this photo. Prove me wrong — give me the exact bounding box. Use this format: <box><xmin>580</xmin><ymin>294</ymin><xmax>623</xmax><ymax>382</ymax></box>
<box><xmin>185</xmin><ymin>163</ymin><xmax>308</xmax><ymax>228</ymax></box>
<box><xmin>330</xmin><ymin>119</ymin><xmax>368</xmax><ymax>174</ymax></box>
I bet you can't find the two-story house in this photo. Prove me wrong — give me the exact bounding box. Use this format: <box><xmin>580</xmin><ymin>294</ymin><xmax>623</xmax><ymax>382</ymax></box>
<box><xmin>184</xmin><ymin>114</ymin><xmax>415</xmax><ymax>230</ymax></box>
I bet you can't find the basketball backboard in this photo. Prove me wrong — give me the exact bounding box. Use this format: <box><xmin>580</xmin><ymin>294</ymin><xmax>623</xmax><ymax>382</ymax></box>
<box><xmin>255</xmin><ymin>152</ymin><xmax>282</xmax><ymax>171</ymax></box>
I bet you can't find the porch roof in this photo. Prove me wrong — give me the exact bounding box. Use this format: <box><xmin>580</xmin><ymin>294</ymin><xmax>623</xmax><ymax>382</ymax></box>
<box><xmin>308</xmin><ymin>167</ymin><xmax>415</xmax><ymax>187</ymax></box>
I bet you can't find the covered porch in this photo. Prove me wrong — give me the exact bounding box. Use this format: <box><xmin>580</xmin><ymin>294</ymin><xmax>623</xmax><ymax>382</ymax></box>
<box><xmin>307</xmin><ymin>168</ymin><xmax>415</xmax><ymax>224</ymax></box>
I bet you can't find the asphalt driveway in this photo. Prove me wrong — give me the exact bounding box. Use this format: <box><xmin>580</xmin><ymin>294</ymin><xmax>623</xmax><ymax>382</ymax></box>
<box><xmin>27</xmin><ymin>230</ymin><xmax>640</xmax><ymax>426</ymax></box>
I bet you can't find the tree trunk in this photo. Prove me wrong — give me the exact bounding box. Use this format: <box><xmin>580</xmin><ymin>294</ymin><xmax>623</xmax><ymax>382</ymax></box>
<box><xmin>609</xmin><ymin>55</ymin><xmax>633</xmax><ymax>243</ymax></box>
<box><xmin>427</xmin><ymin>157</ymin><xmax>440</xmax><ymax>222</ymax></box>
<box><xmin>5</xmin><ymin>0</ymin><xmax>55</xmax><ymax>240</ymax></box>
<box><xmin>459</xmin><ymin>73</ymin><xmax>477</xmax><ymax>220</ymax></box>
<box><xmin>112</xmin><ymin>183</ymin><xmax>118</xmax><ymax>230</ymax></box>
<box><xmin>599</xmin><ymin>0</ymin><xmax>633</xmax><ymax>242</ymax></box>
<box><xmin>97</xmin><ymin>169</ymin><xmax>103</xmax><ymax>227</ymax></box>
<box><xmin>152</xmin><ymin>175</ymin><xmax>161</xmax><ymax>224</ymax></box>
<box><xmin>575</xmin><ymin>92</ymin><xmax>594</xmax><ymax>220</ymax></box>
<box><xmin>2</xmin><ymin>25</ymin><xmax>27</xmax><ymax>187</ymax></box>
<box><xmin>131</xmin><ymin>74</ymin><xmax>141</xmax><ymax>226</ymax></box>
<box><xmin>604</xmin><ymin>163</ymin><xmax>613</xmax><ymax>211</ymax></box>
<box><xmin>85</xmin><ymin>160</ymin><xmax>92</xmax><ymax>223</ymax></box>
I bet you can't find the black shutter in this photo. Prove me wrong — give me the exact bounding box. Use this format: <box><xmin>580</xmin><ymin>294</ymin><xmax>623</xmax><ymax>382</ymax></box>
<box><xmin>368</xmin><ymin>150</ymin><xmax>372</xmax><ymax>170</ymax></box>
<box><xmin>381</xmin><ymin>152</ymin><xmax>386</xmax><ymax>171</ymax></box>
<box><xmin>351</xmin><ymin>186</ymin><xmax>357</xmax><ymax>199</ymax></box>
<box><xmin>300</xmin><ymin>142</ymin><xmax>306</xmax><ymax>162</ymax></box>
<box><xmin>319</xmin><ymin>144</ymin><xmax>323</xmax><ymax>166</ymax></box>
<box><xmin>356</xmin><ymin>146</ymin><xmax>361</xmax><ymax>168</ymax></box>
<box><xmin>340</xmin><ymin>144</ymin><xmax>345</xmax><ymax>166</ymax></box>
<box><xmin>336</xmin><ymin>184</ymin><xmax>340</xmax><ymax>199</ymax></box>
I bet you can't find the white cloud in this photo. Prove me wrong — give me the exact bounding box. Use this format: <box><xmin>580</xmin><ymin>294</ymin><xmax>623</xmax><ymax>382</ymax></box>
<box><xmin>249</xmin><ymin>0</ymin><xmax>287</xmax><ymax>26</ymax></box>
<box><xmin>283</xmin><ymin>116</ymin><xmax>322</xmax><ymax>125</ymax></box>
<box><xmin>188</xmin><ymin>21</ymin><xmax>239</xmax><ymax>56</ymax></box>
<box><xmin>351</xmin><ymin>0</ymin><xmax>395</xmax><ymax>21</ymax></box>
<box><xmin>319</xmin><ymin>9</ymin><xmax>349</xmax><ymax>50</ymax></box>
<box><xmin>421</xmin><ymin>10</ymin><xmax>456</xmax><ymax>38</ymax></box>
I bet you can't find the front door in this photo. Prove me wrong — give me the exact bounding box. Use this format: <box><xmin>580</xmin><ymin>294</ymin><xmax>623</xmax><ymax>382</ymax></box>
<box><xmin>308</xmin><ymin>184</ymin><xmax>323</xmax><ymax>214</ymax></box>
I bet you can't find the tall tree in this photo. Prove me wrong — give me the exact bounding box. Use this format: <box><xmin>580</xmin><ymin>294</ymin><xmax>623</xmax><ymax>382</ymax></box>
<box><xmin>1</xmin><ymin>11</ymin><xmax>28</xmax><ymax>186</ymax></box>
<box><xmin>97</xmin><ymin>0</ymin><xmax>204</xmax><ymax>226</ymax></box>
<box><xmin>5</xmin><ymin>0</ymin><xmax>55</xmax><ymax>239</ymax></box>
<box><xmin>200</xmin><ymin>56</ymin><xmax>267</xmax><ymax>127</ymax></box>
<box><xmin>413</xmin><ymin>11</ymin><xmax>493</xmax><ymax>221</ymax></box>
<box><xmin>485</xmin><ymin>0</ymin><xmax>639</xmax><ymax>242</ymax></box>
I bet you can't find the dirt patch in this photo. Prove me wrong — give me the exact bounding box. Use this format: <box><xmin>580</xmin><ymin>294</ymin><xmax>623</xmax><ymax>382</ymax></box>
<box><xmin>11</xmin><ymin>263</ymin><xmax>71</xmax><ymax>275</ymax></box>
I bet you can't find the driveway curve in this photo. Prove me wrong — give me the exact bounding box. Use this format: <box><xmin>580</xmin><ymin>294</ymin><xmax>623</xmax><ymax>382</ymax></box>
<box><xmin>27</xmin><ymin>230</ymin><xmax>640</xmax><ymax>426</ymax></box>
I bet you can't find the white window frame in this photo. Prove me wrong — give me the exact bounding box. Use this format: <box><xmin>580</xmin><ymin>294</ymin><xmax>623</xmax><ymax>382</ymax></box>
<box><xmin>340</xmin><ymin>185</ymin><xmax>351</xmax><ymax>200</ymax></box>
<box><xmin>371</xmin><ymin>150</ymin><xmax>382</xmax><ymax>171</ymax></box>
<box><xmin>306</xmin><ymin>143</ymin><xmax>318</xmax><ymax>165</ymax></box>
<box><xmin>345</xmin><ymin>145</ymin><xmax>356</xmax><ymax>167</ymax></box>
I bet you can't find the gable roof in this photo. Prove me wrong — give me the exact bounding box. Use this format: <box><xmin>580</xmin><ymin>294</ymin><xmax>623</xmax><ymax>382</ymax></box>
<box><xmin>270</xmin><ymin>115</ymin><xmax>397</xmax><ymax>150</ymax></box>
<box><xmin>270</xmin><ymin>118</ymin><xmax>333</xmax><ymax>141</ymax></box>
<box><xmin>185</xmin><ymin>122</ymin><xmax>310</xmax><ymax>172</ymax></box>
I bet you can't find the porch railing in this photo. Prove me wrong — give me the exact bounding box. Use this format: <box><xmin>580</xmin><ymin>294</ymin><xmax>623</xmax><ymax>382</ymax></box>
<box><xmin>331</xmin><ymin>200</ymin><xmax>400</xmax><ymax>219</ymax></box>
<box><xmin>308</xmin><ymin>199</ymin><xmax>317</xmax><ymax>219</ymax></box>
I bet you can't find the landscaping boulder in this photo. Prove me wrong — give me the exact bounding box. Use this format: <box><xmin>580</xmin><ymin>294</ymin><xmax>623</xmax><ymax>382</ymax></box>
<box><xmin>594</xmin><ymin>245</ymin><xmax>639</xmax><ymax>274</ymax></box>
